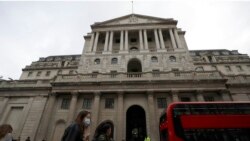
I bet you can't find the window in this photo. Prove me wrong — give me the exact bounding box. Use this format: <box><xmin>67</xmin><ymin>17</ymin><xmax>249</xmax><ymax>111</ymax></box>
<box><xmin>195</xmin><ymin>67</ymin><xmax>204</xmax><ymax>71</ymax></box>
<box><xmin>130</xmin><ymin>38</ymin><xmax>137</xmax><ymax>43</ymax></box>
<box><xmin>208</xmin><ymin>56</ymin><xmax>213</xmax><ymax>62</ymax></box>
<box><xmin>111</xmin><ymin>58</ymin><xmax>118</xmax><ymax>64</ymax></box>
<box><xmin>28</xmin><ymin>72</ymin><xmax>33</xmax><ymax>77</ymax></box>
<box><xmin>92</xmin><ymin>71</ymin><xmax>98</xmax><ymax>78</ymax></box>
<box><xmin>172</xmin><ymin>68</ymin><xmax>180</xmax><ymax>76</ymax></box>
<box><xmin>101</xmin><ymin>39</ymin><xmax>105</xmax><ymax>44</ymax></box>
<box><xmin>115</xmin><ymin>39</ymin><xmax>120</xmax><ymax>43</ymax></box>
<box><xmin>82</xmin><ymin>98</ymin><xmax>92</xmax><ymax>109</ymax></box>
<box><xmin>157</xmin><ymin>98</ymin><xmax>167</xmax><ymax>108</ymax></box>
<box><xmin>225</xmin><ymin>66</ymin><xmax>231</xmax><ymax>71</ymax></box>
<box><xmin>180</xmin><ymin>97</ymin><xmax>191</xmax><ymax>102</ymax></box>
<box><xmin>36</xmin><ymin>71</ymin><xmax>42</xmax><ymax>76</ymax></box>
<box><xmin>58</xmin><ymin>70</ymin><xmax>62</xmax><ymax>74</ymax></box>
<box><xmin>169</xmin><ymin>56</ymin><xmax>176</xmax><ymax>62</ymax></box>
<box><xmin>94</xmin><ymin>59</ymin><xmax>100</xmax><ymax>65</ymax></box>
<box><xmin>147</xmin><ymin>37</ymin><xmax>152</xmax><ymax>42</ymax></box>
<box><xmin>204</xmin><ymin>96</ymin><xmax>215</xmax><ymax>102</ymax></box>
<box><xmin>130</xmin><ymin>47</ymin><xmax>138</xmax><ymax>52</ymax></box>
<box><xmin>69</xmin><ymin>70</ymin><xmax>74</xmax><ymax>74</ymax></box>
<box><xmin>45</xmin><ymin>71</ymin><xmax>51</xmax><ymax>76</ymax></box>
<box><xmin>110</xmin><ymin>71</ymin><xmax>117</xmax><ymax>78</ymax></box>
<box><xmin>61</xmin><ymin>98</ymin><xmax>70</xmax><ymax>109</ymax></box>
<box><xmin>151</xmin><ymin>56</ymin><xmax>158</xmax><ymax>62</ymax></box>
<box><xmin>105</xmin><ymin>98</ymin><xmax>114</xmax><ymax>109</ymax></box>
<box><xmin>236</xmin><ymin>66</ymin><xmax>243</xmax><ymax>72</ymax></box>
<box><xmin>153</xmin><ymin>70</ymin><xmax>160</xmax><ymax>77</ymax></box>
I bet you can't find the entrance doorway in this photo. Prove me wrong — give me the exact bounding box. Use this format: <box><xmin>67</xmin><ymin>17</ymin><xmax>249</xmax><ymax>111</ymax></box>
<box><xmin>126</xmin><ymin>105</ymin><xmax>146</xmax><ymax>141</ymax></box>
<box><xmin>127</xmin><ymin>58</ymin><xmax>142</xmax><ymax>73</ymax></box>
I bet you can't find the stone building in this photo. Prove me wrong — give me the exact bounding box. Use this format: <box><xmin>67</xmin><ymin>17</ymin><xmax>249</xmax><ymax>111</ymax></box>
<box><xmin>0</xmin><ymin>14</ymin><xmax>250</xmax><ymax>141</ymax></box>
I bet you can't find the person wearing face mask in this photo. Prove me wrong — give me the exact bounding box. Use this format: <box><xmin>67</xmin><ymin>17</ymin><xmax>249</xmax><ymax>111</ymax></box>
<box><xmin>0</xmin><ymin>124</ymin><xmax>13</xmax><ymax>141</ymax></box>
<box><xmin>83</xmin><ymin>113</ymin><xmax>91</xmax><ymax>141</ymax></box>
<box><xmin>61</xmin><ymin>111</ymin><xmax>91</xmax><ymax>141</ymax></box>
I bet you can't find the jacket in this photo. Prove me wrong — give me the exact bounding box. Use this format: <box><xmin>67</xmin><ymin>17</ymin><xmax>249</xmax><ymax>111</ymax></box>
<box><xmin>61</xmin><ymin>122</ymin><xmax>83</xmax><ymax>141</ymax></box>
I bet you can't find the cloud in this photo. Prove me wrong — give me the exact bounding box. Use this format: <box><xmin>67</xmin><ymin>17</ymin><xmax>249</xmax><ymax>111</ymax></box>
<box><xmin>0</xmin><ymin>1</ymin><xmax>249</xmax><ymax>79</ymax></box>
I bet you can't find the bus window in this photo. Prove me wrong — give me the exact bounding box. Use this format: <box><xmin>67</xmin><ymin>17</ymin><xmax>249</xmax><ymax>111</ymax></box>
<box><xmin>165</xmin><ymin>102</ymin><xmax>250</xmax><ymax>141</ymax></box>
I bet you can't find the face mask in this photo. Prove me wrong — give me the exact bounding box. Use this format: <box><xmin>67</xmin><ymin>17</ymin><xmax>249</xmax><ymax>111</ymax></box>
<box><xmin>83</xmin><ymin>118</ymin><xmax>91</xmax><ymax>126</ymax></box>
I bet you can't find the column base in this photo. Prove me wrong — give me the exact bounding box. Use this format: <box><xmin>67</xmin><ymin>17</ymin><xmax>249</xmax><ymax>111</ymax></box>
<box><xmin>157</xmin><ymin>49</ymin><xmax>166</xmax><ymax>52</ymax></box>
<box><xmin>140</xmin><ymin>50</ymin><xmax>149</xmax><ymax>53</ymax></box>
<box><xmin>87</xmin><ymin>52</ymin><xmax>96</xmax><ymax>55</ymax></box>
<box><xmin>119</xmin><ymin>51</ymin><xmax>129</xmax><ymax>54</ymax></box>
<box><xmin>103</xmin><ymin>51</ymin><xmax>112</xmax><ymax>54</ymax></box>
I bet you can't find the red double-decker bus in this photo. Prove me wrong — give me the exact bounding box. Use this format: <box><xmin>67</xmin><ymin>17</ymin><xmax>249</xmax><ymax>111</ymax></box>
<box><xmin>159</xmin><ymin>102</ymin><xmax>250</xmax><ymax>141</ymax></box>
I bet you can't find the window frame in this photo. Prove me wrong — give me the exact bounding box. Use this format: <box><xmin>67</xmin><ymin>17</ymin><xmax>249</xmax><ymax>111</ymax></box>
<box><xmin>105</xmin><ymin>98</ymin><xmax>114</xmax><ymax>109</ymax></box>
<box><xmin>82</xmin><ymin>98</ymin><xmax>92</xmax><ymax>109</ymax></box>
<box><xmin>61</xmin><ymin>98</ymin><xmax>70</xmax><ymax>109</ymax></box>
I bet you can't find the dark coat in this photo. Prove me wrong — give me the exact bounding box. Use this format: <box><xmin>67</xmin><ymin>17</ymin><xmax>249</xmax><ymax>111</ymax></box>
<box><xmin>61</xmin><ymin>122</ymin><xmax>83</xmax><ymax>141</ymax></box>
<box><xmin>96</xmin><ymin>134</ymin><xmax>110</xmax><ymax>141</ymax></box>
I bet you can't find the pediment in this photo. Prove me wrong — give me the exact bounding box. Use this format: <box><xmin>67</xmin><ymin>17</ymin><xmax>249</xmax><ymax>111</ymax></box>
<box><xmin>92</xmin><ymin>14</ymin><xmax>177</xmax><ymax>27</ymax></box>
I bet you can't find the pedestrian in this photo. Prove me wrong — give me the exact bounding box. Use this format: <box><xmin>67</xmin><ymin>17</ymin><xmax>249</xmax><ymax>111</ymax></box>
<box><xmin>94</xmin><ymin>123</ymin><xmax>112</xmax><ymax>141</ymax></box>
<box><xmin>25</xmin><ymin>137</ymin><xmax>30</xmax><ymax>141</ymax></box>
<box><xmin>144</xmin><ymin>136</ymin><xmax>150</xmax><ymax>141</ymax></box>
<box><xmin>0</xmin><ymin>124</ymin><xmax>13</xmax><ymax>141</ymax></box>
<box><xmin>61</xmin><ymin>111</ymin><xmax>91</xmax><ymax>141</ymax></box>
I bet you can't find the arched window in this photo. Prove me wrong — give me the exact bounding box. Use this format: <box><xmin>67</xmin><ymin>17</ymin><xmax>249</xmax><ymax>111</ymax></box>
<box><xmin>195</xmin><ymin>67</ymin><xmax>204</xmax><ymax>71</ymax></box>
<box><xmin>111</xmin><ymin>58</ymin><xmax>118</xmax><ymax>64</ymax></box>
<box><xmin>130</xmin><ymin>47</ymin><xmax>139</xmax><ymax>52</ymax></box>
<box><xmin>169</xmin><ymin>56</ymin><xmax>176</xmax><ymax>62</ymax></box>
<box><xmin>151</xmin><ymin>56</ymin><xmax>158</xmax><ymax>62</ymax></box>
<box><xmin>94</xmin><ymin>58</ymin><xmax>100</xmax><ymax>65</ymax></box>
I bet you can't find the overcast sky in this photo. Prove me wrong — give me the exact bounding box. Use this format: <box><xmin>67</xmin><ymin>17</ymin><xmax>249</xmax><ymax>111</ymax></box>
<box><xmin>0</xmin><ymin>1</ymin><xmax>250</xmax><ymax>79</ymax></box>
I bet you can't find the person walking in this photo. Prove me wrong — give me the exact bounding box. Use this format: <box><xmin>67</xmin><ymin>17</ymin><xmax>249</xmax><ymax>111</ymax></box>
<box><xmin>25</xmin><ymin>136</ymin><xmax>30</xmax><ymax>141</ymax></box>
<box><xmin>61</xmin><ymin>111</ymin><xmax>91</xmax><ymax>141</ymax></box>
<box><xmin>0</xmin><ymin>124</ymin><xmax>13</xmax><ymax>141</ymax></box>
<box><xmin>94</xmin><ymin>123</ymin><xmax>112</xmax><ymax>141</ymax></box>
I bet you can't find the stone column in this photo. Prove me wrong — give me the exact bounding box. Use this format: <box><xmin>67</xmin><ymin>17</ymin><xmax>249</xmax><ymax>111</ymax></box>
<box><xmin>171</xmin><ymin>90</ymin><xmax>179</xmax><ymax>102</ymax></box>
<box><xmin>108</xmin><ymin>31</ymin><xmax>114</xmax><ymax>53</ymax></box>
<box><xmin>159</xmin><ymin>29</ymin><xmax>166</xmax><ymax>49</ymax></box>
<box><xmin>220</xmin><ymin>90</ymin><xmax>232</xmax><ymax>101</ymax></box>
<box><xmin>93</xmin><ymin>32</ymin><xmax>100</xmax><ymax>52</ymax></box>
<box><xmin>147</xmin><ymin>91</ymin><xmax>159</xmax><ymax>141</ymax></box>
<box><xmin>0</xmin><ymin>97</ymin><xmax>9</xmax><ymax>120</ymax></box>
<box><xmin>139</xmin><ymin>30</ymin><xmax>144</xmax><ymax>51</ymax></box>
<box><xmin>154</xmin><ymin>29</ymin><xmax>161</xmax><ymax>50</ymax></box>
<box><xmin>174</xmin><ymin>29</ymin><xmax>182</xmax><ymax>48</ymax></box>
<box><xmin>36</xmin><ymin>93</ymin><xmax>56</xmax><ymax>141</ymax></box>
<box><xmin>120</xmin><ymin>30</ymin><xmax>124</xmax><ymax>51</ymax></box>
<box><xmin>143</xmin><ymin>29</ymin><xmax>148</xmax><ymax>50</ymax></box>
<box><xmin>124</xmin><ymin>30</ymin><xmax>128</xmax><ymax>51</ymax></box>
<box><xmin>88</xmin><ymin>33</ymin><xmax>95</xmax><ymax>52</ymax></box>
<box><xmin>104</xmin><ymin>31</ymin><xmax>109</xmax><ymax>52</ymax></box>
<box><xmin>67</xmin><ymin>92</ymin><xmax>78</xmax><ymax>125</ymax></box>
<box><xmin>169</xmin><ymin>29</ymin><xmax>177</xmax><ymax>49</ymax></box>
<box><xmin>117</xmin><ymin>91</ymin><xmax>124</xmax><ymax>141</ymax></box>
<box><xmin>196</xmin><ymin>90</ymin><xmax>205</xmax><ymax>101</ymax></box>
<box><xmin>91</xmin><ymin>91</ymin><xmax>101</xmax><ymax>139</ymax></box>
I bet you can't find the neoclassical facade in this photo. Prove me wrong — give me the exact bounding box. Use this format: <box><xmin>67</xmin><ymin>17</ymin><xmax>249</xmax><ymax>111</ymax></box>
<box><xmin>1</xmin><ymin>14</ymin><xmax>250</xmax><ymax>141</ymax></box>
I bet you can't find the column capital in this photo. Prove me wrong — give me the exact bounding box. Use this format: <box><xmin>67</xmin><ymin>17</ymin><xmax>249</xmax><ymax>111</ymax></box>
<box><xmin>219</xmin><ymin>89</ymin><xmax>230</xmax><ymax>94</ymax></box>
<box><xmin>48</xmin><ymin>92</ymin><xmax>57</xmax><ymax>97</ymax></box>
<box><xmin>117</xmin><ymin>91</ymin><xmax>124</xmax><ymax>96</ymax></box>
<box><xmin>171</xmin><ymin>90</ymin><xmax>179</xmax><ymax>94</ymax></box>
<box><xmin>147</xmin><ymin>90</ymin><xmax>154</xmax><ymax>95</ymax></box>
<box><xmin>94</xmin><ymin>91</ymin><xmax>101</xmax><ymax>96</ymax></box>
<box><xmin>196</xmin><ymin>89</ymin><xmax>204</xmax><ymax>94</ymax></box>
<box><xmin>71</xmin><ymin>91</ymin><xmax>79</xmax><ymax>96</ymax></box>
